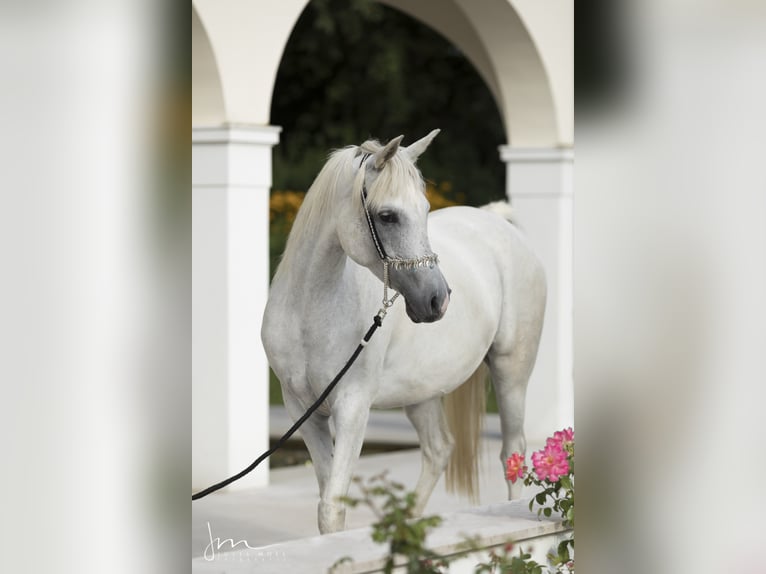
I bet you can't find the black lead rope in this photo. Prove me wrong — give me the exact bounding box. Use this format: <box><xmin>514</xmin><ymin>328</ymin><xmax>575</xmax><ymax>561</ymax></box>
<box><xmin>192</xmin><ymin>313</ymin><xmax>384</xmax><ymax>501</ymax></box>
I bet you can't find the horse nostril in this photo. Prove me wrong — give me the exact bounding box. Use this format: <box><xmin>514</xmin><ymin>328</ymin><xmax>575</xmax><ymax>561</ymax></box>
<box><xmin>430</xmin><ymin>295</ymin><xmax>441</xmax><ymax>314</ymax></box>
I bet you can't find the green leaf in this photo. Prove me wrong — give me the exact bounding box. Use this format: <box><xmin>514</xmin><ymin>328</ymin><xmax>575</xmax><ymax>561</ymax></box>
<box><xmin>329</xmin><ymin>556</ymin><xmax>352</xmax><ymax>573</ymax></box>
<box><xmin>558</xmin><ymin>540</ymin><xmax>570</xmax><ymax>562</ymax></box>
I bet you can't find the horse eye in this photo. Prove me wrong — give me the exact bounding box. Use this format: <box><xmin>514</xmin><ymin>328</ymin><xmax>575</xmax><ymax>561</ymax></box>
<box><xmin>378</xmin><ymin>211</ymin><xmax>399</xmax><ymax>224</ymax></box>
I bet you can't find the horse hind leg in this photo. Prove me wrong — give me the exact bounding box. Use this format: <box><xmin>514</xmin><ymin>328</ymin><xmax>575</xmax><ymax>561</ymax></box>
<box><xmin>488</xmin><ymin>349</ymin><xmax>536</xmax><ymax>500</ymax></box>
<box><xmin>405</xmin><ymin>398</ymin><xmax>454</xmax><ymax>515</ymax></box>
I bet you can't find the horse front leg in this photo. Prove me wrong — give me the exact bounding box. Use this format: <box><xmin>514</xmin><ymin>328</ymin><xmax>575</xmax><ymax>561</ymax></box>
<box><xmin>282</xmin><ymin>391</ymin><xmax>334</xmax><ymax>496</ymax></box>
<box><xmin>318</xmin><ymin>394</ymin><xmax>370</xmax><ymax>534</ymax></box>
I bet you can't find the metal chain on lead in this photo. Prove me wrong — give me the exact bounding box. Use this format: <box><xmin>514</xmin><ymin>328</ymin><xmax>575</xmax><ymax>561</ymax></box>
<box><xmin>381</xmin><ymin>260</ymin><xmax>400</xmax><ymax>314</ymax></box>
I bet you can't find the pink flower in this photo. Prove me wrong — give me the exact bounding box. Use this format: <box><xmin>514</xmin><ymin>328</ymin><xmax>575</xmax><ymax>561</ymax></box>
<box><xmin>531</xmin><ymin>441</ymin><xmax>570</xmax><ymax>482</ymax></box>
<box><xmin>505</xmin><ymin>452</ymin><xmax>527</xmax><ymax>483</ymax></box>
<box><xmin>551</xmin><ymin>427</ymin><xmax>574</xmax><ymax>449</ymax></box>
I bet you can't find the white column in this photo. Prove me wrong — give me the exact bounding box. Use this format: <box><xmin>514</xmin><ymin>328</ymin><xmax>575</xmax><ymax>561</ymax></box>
<box><xmin>193</xmin><ymin>125</ymin><xmax>281</xmax><ymax>490</ymax></box>
<box><xmin>499</xmin><ymin>146</ymin><xmax>574</xmax><ymax>442</ymax></box>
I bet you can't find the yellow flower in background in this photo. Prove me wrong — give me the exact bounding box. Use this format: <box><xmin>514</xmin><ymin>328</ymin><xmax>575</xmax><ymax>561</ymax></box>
<box><xmin>270</xmin><ymin>183</ymin><xmax>463</xmax><ymax>281</ymax></box>
<box><xmin>425</xmin><ymin>181</ymin><xmax>459</xmax><ymax>211</ymax></box>
<box><xmin>270</xmin><ymin>190</ymin><xmax>306</xmax><ymax>224</ymax></box>
<box><xmin>272</xmin><ymin>183</ymin><xmax>459</xmax><ymax>226</ymax></box>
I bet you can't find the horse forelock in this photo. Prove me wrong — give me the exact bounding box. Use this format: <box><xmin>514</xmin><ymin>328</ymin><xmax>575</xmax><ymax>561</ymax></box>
<box><xmin>355</xmin><ymin>139</ymin><xmax>425</xmax><ymax>211</ymax></box>
<box><xmin>274</xmin><ymin>140</ymin><xmax>425</xmax><ymax>282</ymax></box>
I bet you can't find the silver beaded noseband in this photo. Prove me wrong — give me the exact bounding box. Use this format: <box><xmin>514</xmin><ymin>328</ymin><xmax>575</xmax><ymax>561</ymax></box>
<box><xmin>358</xmin><ymin>152</ymin><xmax>440</xmax><ymax>310</ymax></box>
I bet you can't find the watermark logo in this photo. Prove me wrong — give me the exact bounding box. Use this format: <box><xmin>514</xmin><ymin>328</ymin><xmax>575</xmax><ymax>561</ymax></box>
<box><xmin>203</xmin><ymin>522</ymin><xmax>286</xmax><ymax>562</ymax></box>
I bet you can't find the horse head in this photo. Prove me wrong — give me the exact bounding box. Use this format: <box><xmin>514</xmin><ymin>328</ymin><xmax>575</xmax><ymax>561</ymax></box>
<box><xmin>337</xmin><ymin>130</ymin><xmax>451</xmax><ymax>323</ymax></box>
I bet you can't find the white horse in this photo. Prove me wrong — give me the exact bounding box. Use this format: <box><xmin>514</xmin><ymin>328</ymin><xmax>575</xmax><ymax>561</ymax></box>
<box><xmin>262</xmin><ymin>130</ymin><xmax>546</xmax><ymax>534</ymax></box>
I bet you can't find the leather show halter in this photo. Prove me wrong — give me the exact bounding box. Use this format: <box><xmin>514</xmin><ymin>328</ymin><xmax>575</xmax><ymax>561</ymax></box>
<box><xmin>358</xmin><ymin>151</ymin><xmax>439</xmax><ymax>309</ymax></box>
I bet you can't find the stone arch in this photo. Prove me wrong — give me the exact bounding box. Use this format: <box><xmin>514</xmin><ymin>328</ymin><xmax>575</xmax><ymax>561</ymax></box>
<box><xmin>192</xmin><ymin>0</ymin><xmax>307</xmax><ymax>125</ymax></box>
<box><xmin>261</xmin><ymin>0</ymin><xmax>569</xmax><ymax>147</ymax></box>
<box><xmin>192</xmin><ymin>6</ymin><xmax>225</xmax><ymax>125</ymax></box>
<box><xmin>194</xmin><ymin>0</ymin><xmax>569</xmax><ymax>146</ymax></box>
<box><xmin>378</xmin><ymin>0</ymin><xmax>569</xmax><ymax>147</ymax></box>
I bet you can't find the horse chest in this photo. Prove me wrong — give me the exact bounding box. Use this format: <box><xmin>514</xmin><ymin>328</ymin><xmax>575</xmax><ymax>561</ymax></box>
<box><xmin>302</xmin><ymin>323</ymin><xmax>367</xmax><ymax>378</ymax></box>
<box><xmin>269</xmin><ymin>309</ymin><xmax>368</xmax><ymax>394</ymax></box>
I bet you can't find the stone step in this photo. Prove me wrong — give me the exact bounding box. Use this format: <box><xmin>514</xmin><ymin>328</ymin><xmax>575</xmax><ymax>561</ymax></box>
<box><xmin>192</xmin><ymin>498</ymin><xmax>570</xmax><ymax>574</ymax></box>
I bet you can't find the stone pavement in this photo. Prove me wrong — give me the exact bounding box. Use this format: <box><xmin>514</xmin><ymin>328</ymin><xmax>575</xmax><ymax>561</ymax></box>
<box><xmin>192</xmin><ymin>407</ymin><xmax>545</xmax><ymax>560</ymax></box>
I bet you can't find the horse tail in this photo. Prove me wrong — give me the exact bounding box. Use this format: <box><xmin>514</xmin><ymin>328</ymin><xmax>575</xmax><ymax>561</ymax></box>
<box><xmin>444</xmin><ymin>362</ymin><xmax>489</xmax><ymax>504</ymax></box>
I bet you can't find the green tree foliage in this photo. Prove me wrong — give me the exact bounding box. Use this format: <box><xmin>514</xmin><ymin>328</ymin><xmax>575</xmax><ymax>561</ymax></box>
<box><xmin>270</xmin><ymin>0</ymin><xmax>506</xmax><ymax>206</ymax></box>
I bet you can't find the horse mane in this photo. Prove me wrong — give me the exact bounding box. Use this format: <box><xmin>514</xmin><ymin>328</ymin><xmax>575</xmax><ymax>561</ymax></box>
<box><xmin>355</xmin><ymin>139</ymin><xmax>425</xmax><ymax>211</ymax></box>
<box><xmin>274</xmin><ymin>139</ymin><xmax>425</xmax><ymax>281</ymax></box>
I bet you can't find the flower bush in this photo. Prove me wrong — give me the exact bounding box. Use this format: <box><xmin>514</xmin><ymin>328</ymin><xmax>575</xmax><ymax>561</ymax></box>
<box><xmin>331</xmin><ymin>428</ymin><xmax>574</xmax><ymax>574</ymax></box>
<box><xmin>505</xmin><ymin>427</ymin><xmax>575</xmax><ymax>573</ymax></box>
<box><xmin>269</xmin><ymin>182</ymin><xmax>459</xmax><ymax>227</ymax></box>
<box><xmin>474</xmin><ymin>543</ymin><xmax>547</xmax><ymax>574</ymax></box>
<box><xmin>270</xmin><ymin>190</ymin><xmax>306</xmax><ymax>224</ymax></box>
<box><xmin>424</xmin><ymin>181</ymin><xmax>462</xmax><ymax>211</ymax></box>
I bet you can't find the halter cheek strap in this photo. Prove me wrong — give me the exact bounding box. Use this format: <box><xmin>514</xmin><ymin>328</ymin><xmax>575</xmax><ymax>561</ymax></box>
<box><xmin>357</xmin><ymin>150</ymin><xmax>440</xmax><ymax>309</ymax></box>
<box><xmin>359</xmin><ymin>156</ymin><xmax>388</xmax><ymax>261</ymax></box>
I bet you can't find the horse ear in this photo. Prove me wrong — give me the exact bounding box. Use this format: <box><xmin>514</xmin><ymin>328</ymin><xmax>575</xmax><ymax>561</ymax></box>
<box><xmin>404</xmin><ymin>129</ymin><xmax>440</xmax><ymax>162</ymax></box>
<box><xmin>372</xmin><ymin>135</ymin><xmax>404</xmax><ymax>169</ymax></box>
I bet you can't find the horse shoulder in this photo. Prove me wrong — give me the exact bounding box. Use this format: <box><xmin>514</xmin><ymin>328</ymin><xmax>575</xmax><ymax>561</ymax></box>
<box><xmin>262</xmin><ymin>283</ymin><xmax>305</xmax><ymax>373</ymax></box>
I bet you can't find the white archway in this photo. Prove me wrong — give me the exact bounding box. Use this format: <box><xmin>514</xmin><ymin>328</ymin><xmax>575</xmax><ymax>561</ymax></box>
<box><xmin>192</xmin><ymin>7</ymin><xmax>225</xmax><ymax>125</ymax></box>
<box><xmin>193</xmin><ymin>0</ymin><xmax>571</xmax><ymax>144</ymax></box>
<box><xmin>192</xmin><ymin>0</ymin><xmax>573</xmax><ymax>490</ymax></box>
<box><xmin>379</xmin><ymin>0</ymin><xmax>572</xmax><ymax>147</ymax></box>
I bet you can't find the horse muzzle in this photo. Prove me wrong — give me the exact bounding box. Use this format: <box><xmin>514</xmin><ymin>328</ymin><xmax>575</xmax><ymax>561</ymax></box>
<box><xmin>404</xmin><ymin>283</ymin><xmax>451</xmax><ymax>323</ymax></box>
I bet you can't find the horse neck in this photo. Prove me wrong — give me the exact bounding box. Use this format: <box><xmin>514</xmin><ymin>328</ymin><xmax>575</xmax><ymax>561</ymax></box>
<box><xmin>280</xmin><ymin>213</ymin><xmax>350</xmax><ymax>300</ymax></box>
